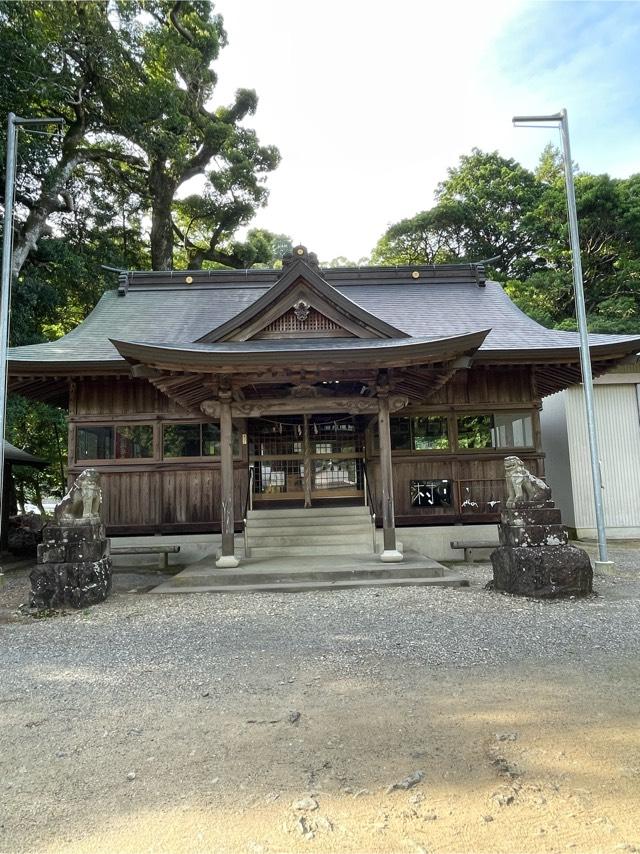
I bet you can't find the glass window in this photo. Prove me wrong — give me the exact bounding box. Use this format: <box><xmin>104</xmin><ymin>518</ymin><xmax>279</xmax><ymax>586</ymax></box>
<box><xmin>457</xmin><ymin>415</ymin><xmax>494</xmax><ymax>449</ymax></box>
<box><xmin>385</xmin><ymin>416</ymin><xmax>449</xmax><ymax>451</ymax></box>
<box><xmin>390</xmin><ymin>417</ymin><xmax>411</xmax><ymax>450</ymax></box>
<box><xmin>76</xmin><ymin>426</ymin><xmax>114</xmax><ymax>460</ymax></box>
<box><xmin>492</xmin><ymin>412</ymin><xmax>534</xmax><ymax>448</ymax></box>
<box><xmin>412</xmin><ymin>416</ymin><xmax>449</xmax><ymax>450</ymax></box>
<box><xmin>202</xmin><ymin>423</ymin><xmax>220</xmax><ymax>456</ymax></box>
<box><xmin>163</xmin><ymin>424</ymin><xmax>201</xmax><ymax>457</ymax></box>
<box><xmin>115</xmin><ymin>425</ymin><xmax>153</xmax><ymax>459</ymax></box>
<box><xmin>164</xmin><ymin>423</ymin><xmax>240</xmax><ymax>457</ymax></box>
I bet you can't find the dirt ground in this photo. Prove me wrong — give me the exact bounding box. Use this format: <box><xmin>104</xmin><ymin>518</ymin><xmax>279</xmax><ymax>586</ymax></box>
<box><xmin>1</xmin><ymin>557</ymin><xmax>639</xmax><ymax>854</ymax></box>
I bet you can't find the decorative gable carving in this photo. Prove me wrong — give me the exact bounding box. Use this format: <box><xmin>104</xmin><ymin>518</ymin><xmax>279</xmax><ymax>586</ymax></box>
<box><xmin>253</xmin><ymin>305</ymin><xmax>355</xmax><ymax>339</ymax></box>
<box><xmin>197</xmin><ymin>247</ymin><xmax>409</xmax><ymax>343</ymax></box>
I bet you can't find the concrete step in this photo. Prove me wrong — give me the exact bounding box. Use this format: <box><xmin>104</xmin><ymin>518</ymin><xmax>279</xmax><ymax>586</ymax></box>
<box><xmin>158</xmin><ymin>563</ymin><xmax>445</xmax><ymax>586</ymax></box>
<box><xmin>247</xmin><ymin>532</ymin><xmax>372</xmax><ymax>548</ymax></box>
<box><xmin>246</xmin><ymin>515</ymin><xmax>371</xmax><ymax>530</ymax></box>
<box><xmin>249</xmin><ymin>544</ymin><xmax>375</xmax><ymax>557</ymax></box>
<box><xmin>247</xmin><ymin>506</ymin><xmax>370</xmax><ymax>520</ymax></box>
<box><xmin>246</xmin><ymin>523</ymin><xmax>372</xmax><ymax>538</ymax></box>
<box><xmin>151</xmin><ymin>574</ymin><xmax>469</xmax><ymax>594</ymax></box>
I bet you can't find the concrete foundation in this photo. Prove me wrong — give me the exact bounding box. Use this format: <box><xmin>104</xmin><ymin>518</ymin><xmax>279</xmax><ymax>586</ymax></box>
<box><xmin>109</xmin><ymin>524</ymin><xmax>502</xmax><ymax>568</ymax></box>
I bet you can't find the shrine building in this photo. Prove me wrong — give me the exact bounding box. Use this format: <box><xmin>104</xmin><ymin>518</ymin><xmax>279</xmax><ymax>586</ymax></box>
<box><xmin>8</xmin><ymin>245</ymin><xmax>640</xmax><ymax>567</ymax></box>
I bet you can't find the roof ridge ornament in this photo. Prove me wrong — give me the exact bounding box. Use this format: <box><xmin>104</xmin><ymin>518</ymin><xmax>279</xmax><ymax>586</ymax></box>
<box><xmin>282</xmin><ymin>245</ymin><xmax>320</xmax><ymax>271</ymax></box>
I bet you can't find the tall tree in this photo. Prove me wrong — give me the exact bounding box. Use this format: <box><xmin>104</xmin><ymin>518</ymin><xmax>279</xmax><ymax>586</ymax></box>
<box><xmin>371</xmin><ymin>203</ymin><xmax>467</xmax><ymax>266</ymax></box>
<box><xmin>435</xmin><ymin>149</ymin><xmax>544</xmax><ymax>278</ymax></box>
<box><xmin>371</xmin><ymin>147</ymin><xmax>640</xmax><ymax>334</ymax></box>
<box><xmin>0</xmin><ymin>1</ymin><xmax>280</xmax><ymax>275</ymax></box>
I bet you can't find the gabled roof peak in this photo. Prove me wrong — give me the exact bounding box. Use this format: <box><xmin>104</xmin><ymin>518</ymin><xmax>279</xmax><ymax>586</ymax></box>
<box><xmin>198</xmin><ymin>254</ymin><xmax>410</xmax><ymax>343</ymax></box>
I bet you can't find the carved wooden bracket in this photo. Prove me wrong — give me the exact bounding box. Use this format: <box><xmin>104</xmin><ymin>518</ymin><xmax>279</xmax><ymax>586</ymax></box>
<box><xmin>200</xmin><ymin>394</ymin><xmax>409</xmax><ymax>418</ymax></box>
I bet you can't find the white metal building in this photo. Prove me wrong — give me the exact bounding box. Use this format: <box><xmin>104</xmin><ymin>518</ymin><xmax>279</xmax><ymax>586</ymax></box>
<box><xmin>541</xmin><ymin>361</ymin><xmax>640</xmax><ymax>538</ymax></box>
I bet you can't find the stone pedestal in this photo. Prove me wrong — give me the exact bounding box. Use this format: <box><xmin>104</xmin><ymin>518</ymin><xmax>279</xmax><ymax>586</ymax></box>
<box><xmin>30</xmin><ymin>520</ymin><xmax>112</xmax><ymax>609</ymax></box>
<box><xmin>491</xmin><ymin>504</ymin><xmax>592</xmax><ymax>598</ymax></box>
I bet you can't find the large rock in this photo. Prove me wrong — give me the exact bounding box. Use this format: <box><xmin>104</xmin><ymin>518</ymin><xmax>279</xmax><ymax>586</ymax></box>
<box><xmin>491</xmin><ymin>457</ymin><xmax>592</xmax><ymax>599</ymax></box>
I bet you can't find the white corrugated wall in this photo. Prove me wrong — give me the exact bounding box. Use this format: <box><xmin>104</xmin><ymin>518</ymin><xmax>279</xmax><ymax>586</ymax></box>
<box><xmin>566</xmin><ymin>383</ymin><xmax>640</xmax><ymax>535</ymax></box>
<box><xmin>540</xmin><ymin>391</ymin><xmax>576</xmax><ymax>527</ymax></box>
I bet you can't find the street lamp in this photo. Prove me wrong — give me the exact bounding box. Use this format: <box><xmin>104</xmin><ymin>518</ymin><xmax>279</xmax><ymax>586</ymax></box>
<box><xmin>513</xmin><ymin>108</ymin><xmax>612</xmax><ymax>571</ymax></box>
<box><xmin>0</xmin><ymin>113</ymin><xmax>64</xmax><ymax>556</ymax></box>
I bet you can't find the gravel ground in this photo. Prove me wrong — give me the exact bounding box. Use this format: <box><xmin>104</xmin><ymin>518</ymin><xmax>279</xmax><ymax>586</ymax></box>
<box><xmin>1</xmin><ymin>544</ymin><xmax>639</xmax><ymax>853</ymax></box>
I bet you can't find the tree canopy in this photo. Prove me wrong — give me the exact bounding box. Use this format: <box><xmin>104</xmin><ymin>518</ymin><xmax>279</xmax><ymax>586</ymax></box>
<box><xmin>0</xmin><ymin>0</ymin><xmax>280</xmax><ymax>278</ymax></box>
<box><xmin>0</xmin><ymin>0</ymin><xmax>285</xmax><ymax>508</ymax></box>
<box><xmin>372</xmin><ymin>146</ymin><xmax>640</xmax><ymax>333</ymax></box>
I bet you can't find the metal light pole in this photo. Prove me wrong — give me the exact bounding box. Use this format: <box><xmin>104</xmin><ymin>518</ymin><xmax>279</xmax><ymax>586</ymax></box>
<box><xmin>513</xmin><ymin>108</ymin><xmax>612</xmax><ymax>570</ymax></box>
<box><xmin>0</xmin><ymin>113</ymin><xmax>63</xmax><ymax>556</ymax></box>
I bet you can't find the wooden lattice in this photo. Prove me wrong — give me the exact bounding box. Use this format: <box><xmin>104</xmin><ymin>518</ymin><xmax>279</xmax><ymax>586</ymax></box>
<box><xmin>261</xmin><ymin>307</ymin><xmax>342</xmax><ymax>334</ymax></box>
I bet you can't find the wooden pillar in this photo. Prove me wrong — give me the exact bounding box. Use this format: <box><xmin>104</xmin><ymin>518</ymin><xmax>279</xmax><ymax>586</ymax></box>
<box><xmin>377</xmin><ymin>393</ymin><xmax>403</xmax><ymax>562</ymax></box>
<box><xmin>303</xmin><ymin>414</ymin><xmax>312</xmax><ymax>508</ymax></box>
<box><xmin>216</xmin><ymin>392</ymin><xmax>239</xmax><ymax>568</ymax></box>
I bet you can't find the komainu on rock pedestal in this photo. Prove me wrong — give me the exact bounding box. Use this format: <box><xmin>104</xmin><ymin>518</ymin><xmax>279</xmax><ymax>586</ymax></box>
<box><xmin>30</xmin><ymin>469</ymin><xmax>112</xmax><ymax>610</ymax></box>
<box><xmin>491</xmin><ymin>457</ymin><xmax>592</xmax><ymax>598</ymax></box>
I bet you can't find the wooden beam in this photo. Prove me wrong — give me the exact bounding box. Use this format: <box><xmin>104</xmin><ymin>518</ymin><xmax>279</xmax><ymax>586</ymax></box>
<box><xmin>200</xmin><ymin>394</ymin><xmax>409</xmax><ymax>418</ymax></box>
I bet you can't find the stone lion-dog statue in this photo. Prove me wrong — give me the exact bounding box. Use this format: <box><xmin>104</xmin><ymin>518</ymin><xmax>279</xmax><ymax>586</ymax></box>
<box><xmin>54</xmin><ymin>468</ymin><xmax>103</xmax><ymax>524</ymax></box>
<box><xmin>504</xmin><ymin>455</ymin><xmax>552</xmax><ymax>508</ymax></box>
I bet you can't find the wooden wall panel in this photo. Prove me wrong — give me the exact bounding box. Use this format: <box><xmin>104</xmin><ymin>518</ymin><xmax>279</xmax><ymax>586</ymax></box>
<box><xmin>101</xmin><ymin>471</ymin><xmax>160</xmax><ymax>527</ymax></box>
<box><xmin>158</xmin><ymin>467</ymin><xmax>247</xmax><ymax>525</ymax></box>
<box><xmin>427</xmin><ymin>366</ymin><xmax>533</xmax><ymax>407</ymax></box>
<box><xmin>76</xmin><ymin>378</ymin><xmax>186</xmax><ymax>416</ymax></box>
<box><xmin>367</xmin><ymin>452</ymin><xmax>544</xmax><ymax>521</ymax></box>
<box><xmin>161</xmin><ymin>469</ymin><xmax>217</xmax><ymax>524</ymax></box>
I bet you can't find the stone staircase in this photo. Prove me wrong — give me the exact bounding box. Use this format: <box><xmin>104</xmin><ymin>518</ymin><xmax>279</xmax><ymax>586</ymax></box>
<box><xmin>244</xmin><ymin>505</ymin><xmax>375</xmax><ymax>558</ymax></box>
<box><xmin>149</xmin><ymin>506</ymin><xmax>470</xmax><ymax>594</ymax></box>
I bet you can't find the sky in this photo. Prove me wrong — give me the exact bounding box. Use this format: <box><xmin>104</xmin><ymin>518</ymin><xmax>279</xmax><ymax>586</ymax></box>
<box><xmin>207</xmin><ymin>0</ymin><xmax>640</xmax><ymax>263</ymax></box>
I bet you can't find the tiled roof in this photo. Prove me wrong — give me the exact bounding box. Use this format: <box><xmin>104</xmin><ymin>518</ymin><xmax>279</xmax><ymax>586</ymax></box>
<box><xmin>8</xmin><ymin>264</ymin><xmax>640</xmax><ymax>368</ymax></box>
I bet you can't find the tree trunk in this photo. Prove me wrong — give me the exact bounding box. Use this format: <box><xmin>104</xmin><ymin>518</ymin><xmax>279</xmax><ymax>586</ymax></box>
<box><xmin>149</xmin><ymin>161</ymin><xmax>177</xmax><ymax>270</ymax></box>
<box><xmin>16</xmin><ymin>480</ymin><xmax>26</xmax><ymax>515</ymax></box>
<box><xmin>33</xmin><ymin>481</ymin><xmax>46</xmax><ymax>518</ymax></box>
<box><xmin>11</xmin><ymin>151</ymin><xmax>83</xmax><ymax>279</ymax></box>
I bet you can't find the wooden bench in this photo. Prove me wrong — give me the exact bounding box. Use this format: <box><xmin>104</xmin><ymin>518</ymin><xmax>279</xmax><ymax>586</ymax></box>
<box><xmin>450</xmin><ymin>540</ymin><xmax>498</xmax><ymax>562</ymax></box>
<box><xmin>110</xmin><ymin>545</ymin><xmax>180</xmax><ymax>570</ymax></box>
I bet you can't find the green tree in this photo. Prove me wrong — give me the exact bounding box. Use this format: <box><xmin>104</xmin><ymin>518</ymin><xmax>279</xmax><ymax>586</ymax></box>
<box><xmin>435</xmin><ymin>149</ymin><xmax>544</xmax><ymax>278</ymax></box>
<box><xmin>0</xmin><ymin>1</ymin><xmax>280</xmax><ymax>275</ymax></box>
<box><xmin>6</xmin><ymin>397</ymin><xmax>67</xmax><ymax>512</ymax></box>
<box><xmin>371</xmin><ymin>203</ymin><xmax>466</xmax><ymax>266</ymax></box>
<box><xmin>372</xmin><ymin>146</ymin><xmax>640</xmax><ymax>334</ymax></box>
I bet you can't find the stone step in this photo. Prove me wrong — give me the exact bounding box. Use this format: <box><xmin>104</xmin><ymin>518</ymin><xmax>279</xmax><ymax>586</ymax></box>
<box><xmin>165</xmin><ymin>563</ymin><xmax>445</xmax><ymax>586</ymax></box>
<box><xmin>246</xmin><ymin>514</ymin><xmax>371</xmax><ymax>530</ymax></box>
<box><xmin>249</xmin><ymin>544</ymin><xmax>375</xmax><ymax>557</ymax></box>
<box><xmin>247</xmin><ymin>506</ymin><xmax>370</xmax><ymax>520</ymax></box>
<box><xmin>247</xmin><ymin>532</ymin><xmax>372</xmax><ymax>548</ymax></box>
<box><xmin>151</xmin><ymin>574</ymin><xmax>469</xmax><ymax>594</ymax></box>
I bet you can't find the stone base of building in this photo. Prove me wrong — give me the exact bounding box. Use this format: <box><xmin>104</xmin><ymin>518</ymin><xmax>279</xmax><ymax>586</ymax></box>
<box><xmin>31</xmin><ymin>521</ymin><xmax>112</xmax><ymax>610</ymax></box>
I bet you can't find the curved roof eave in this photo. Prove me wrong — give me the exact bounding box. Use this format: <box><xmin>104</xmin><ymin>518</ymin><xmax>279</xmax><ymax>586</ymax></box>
<box><xmin>110</xmin><ymin>330</ymin><xmax>491</xmax><ymax>371</ymax></box>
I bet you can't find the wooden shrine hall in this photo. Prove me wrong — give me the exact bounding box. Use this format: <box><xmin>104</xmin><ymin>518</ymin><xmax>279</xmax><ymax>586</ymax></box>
<box><xmin>8</xmin><ymin>245</ymin><xmax>640</xmax><ymax>567</ymax></box>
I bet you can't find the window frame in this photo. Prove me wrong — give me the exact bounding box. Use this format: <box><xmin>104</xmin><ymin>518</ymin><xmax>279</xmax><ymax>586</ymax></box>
<box><xmin>162</xmin><ymin>420</ymin><xmax>241</xmax><ymax>461</ymax></box>
<box><xmin>455</xmin><ymin>410</ymin><xmax>535</xmax><ymax>452</ymax></box>
<box><xmin>75</xmin><ymin>422</ymin><xmax>155</xmax><ymax>463</ymax></box>
<box><xmin>368</xmin><ymin>407</ymin><xmax>537</xmax><ymax>456</ymax></box>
